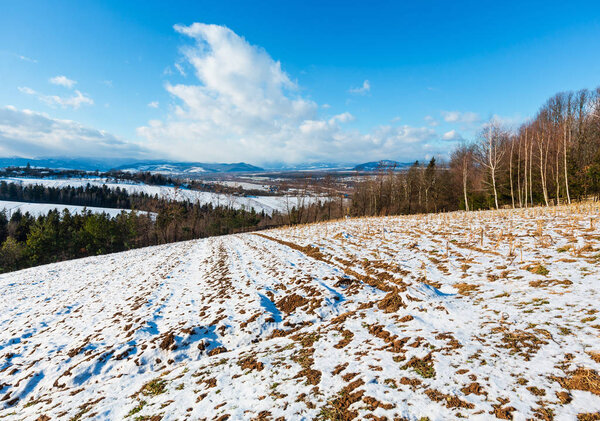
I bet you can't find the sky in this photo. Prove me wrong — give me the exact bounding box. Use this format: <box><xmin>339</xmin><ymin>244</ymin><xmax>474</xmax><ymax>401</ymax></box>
<box><xmin>1</xmin><ymin>0</ymin><xmax>599</xmax><ymax>166</ymax></box>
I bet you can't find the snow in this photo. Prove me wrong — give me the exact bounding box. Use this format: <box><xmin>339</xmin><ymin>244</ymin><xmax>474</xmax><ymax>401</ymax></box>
<box><xmin>204</xmin><ymin>180</ymin><xmax>271</xmax><ymax>191</ymax></box>
<box><xmin>1</xmin><ymin>204</ymin><xmax>600</xmax><ymax>419</ymax></box>
<box><xmin>0</xmin><ymin>200</ymin><xmax>148</xmax><ymax>218</ymax></box>
<box><xmin>0</xmin><ymin>177</ymin><xmax>323</xmax><ymax>215</ymax></box>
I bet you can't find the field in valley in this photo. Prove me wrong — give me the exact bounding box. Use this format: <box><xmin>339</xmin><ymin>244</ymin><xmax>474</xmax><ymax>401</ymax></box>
<box><xmin>1</xmin><ymin>204</ymin><xmax>600</xmax><ymax>420</ymax></box>
<box><xmin>0</xmin><ymin>177</ymin><xmax>321</xmax><ymax>216</ymax></box>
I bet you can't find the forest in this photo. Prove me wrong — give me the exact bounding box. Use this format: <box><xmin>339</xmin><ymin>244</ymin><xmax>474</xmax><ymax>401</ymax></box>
<box><xmin>0</xmin><ymin>203</ymin><xmax>277</xmax><ymax>273</ymax></box>
<box><xmin>0</xmin><ymin>183</ymin><xmax>341</xmax><ymax>272</ymax></box>
<box><xmin>351</xmin><ymin>86</ymin><xmax>600</xmax><ymax>215</ymax></box>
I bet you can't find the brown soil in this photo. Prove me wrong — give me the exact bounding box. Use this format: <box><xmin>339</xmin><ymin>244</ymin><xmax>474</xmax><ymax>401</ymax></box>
<box><xmin>461</xmin><ymin>382</ymin><xmax>486</xmax><ymax>396</ymax></box>
<box><xmin>334</xmin><ymin>330</ymin><xmax>354</xmax><ymax>349</ymax></box>
<box><xmin>424</xmin><ymin>388</ymin><xmax>474</xmax><ymax>409</ymax></box>
<box><xmin>377</xmin><ymin>289</ymin><xmax>405</xmax><ymax>312</ymax></box>
<box><xmin>276</xmin><ymin>293</ymin><xmax>308</xmax><ymax>314</ymax></box>
<box><xmin>319</xmin><ymin>379</ymin><xmax>365</xmax><ymax>420</ymax></box>
<box><xmin>208</xmin><ymin>347</ymin><xmax>227</xmax><ymax>356</ymax></box>
<box><xmin>492</xmin><ymin>405</ymin><xmax>516</xmax><ymax>419</ymax></box>
<box><xmin>159</xmin><ymin>333</ymin><xmax>175</xmax><ymax>351</ymax></box>
<box><xmin>556</xmin><ymin>367</ymin><xmax>600</xmax><ymax>396</ymax></box>
<box><xmin>453</xmin><ymin>283</ymin><xmax>479</xmax><ymax>295</ymax></box>
<box><xmin>238</xmin><ymin>357</ymin><xmax>264</xmax><ymax>372</ymax></box>
<box><xmin>578</xmin><ymin>414</ymin><xmax>600</xmax><ymax>421</ymax></box>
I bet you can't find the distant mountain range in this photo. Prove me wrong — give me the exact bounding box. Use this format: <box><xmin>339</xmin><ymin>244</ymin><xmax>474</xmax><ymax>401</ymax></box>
<box><xmin>262</xmin><ymin>162</ymin><xmax>355</xmax><ymax>171</ymax></box>
<box><xmin>0</xmin><ymin>157</ymin><xmax>129</xmax><ymax>172</ymax></box>
<box><xmin>113</xmin><ymin>161</ymin><xmax>264</xmax><ymax>174</ymax></box>
<box><xmin>0</xmin><ymin>157</ymin><xmax>263</xmax><ymax>174</ymax></box>
<box><xmin>0</xmin><ymin>156</ymin><xmax>414</xmax><ymax>174</ymax></box>
<box><xmin>352</xmin><ymin>160</ymin><xmax>412</xmax><ymax>171</ymax></box>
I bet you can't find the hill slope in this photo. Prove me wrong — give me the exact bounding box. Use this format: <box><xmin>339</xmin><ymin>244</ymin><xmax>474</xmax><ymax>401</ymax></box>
<box><xmin>1</xmin><ymin>205</ymin><xmax>600</xmax><ymax>419</ymax></box>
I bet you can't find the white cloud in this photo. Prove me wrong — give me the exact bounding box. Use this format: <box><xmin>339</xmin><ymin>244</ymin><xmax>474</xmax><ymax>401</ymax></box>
<box><xmin>442</xmin><ymin>129</ymin><xmax>463</xmax><ymax>141</ymax></box>
<box><xmin>174</xmin><ymin>63</ymin><xmax>186</xmax><ymax>76</ymax></box>
<box><xmin>137</xmin><ymin>23</ymin><xmax>440</xmax><ymax>164</ymax></box>
<box><xmin>441</xmin><ymin>110</ymin><xmax>480</xmax><ymax>124</ymax></box>
<box><xmin>349</xmin><ymin>80</ymin><xmax>371</xmax><ymax>95</ymax></box>
<box><xmin>489</xmin><ymin>114</ymin><xmax>524</xmax><ymax>129</ymax></box>
<box><xmin>424</xmin><ymin>115</ymin><xmax>439</xmax><ymax>127</ymax></box>
<box><xmin>0</xmin><ymin>106</ymin><xmax>146</xmax><ymax>158</ymax></box>
<box><xmin>18</xmin><ymin>87</ymin><xmax>36</xmax><ymax>96</ymax></box>
<box><xmin>19</xmin><ymin>87</ymin><xmax>93</xmax><ymax>109</ymax></box>
<box><xmin>321</xmin><ymin>103</ymin><xmax>331</xmax><ymax>109</ymax></box>
<box><xmin>17</xmin><ymin>54</ymin><xmax>37</xmax><ymax>63</ymax></box>
<box><xmin>101</xmin><ymin>80</ymin><xmax>113</xmax><ymax>87</ymax></box>
<box><xmin>50</xmin><ymin>75</ymin><xmax>76</xmax><ymax>89</ymax></box>
<box><xmin>148</xmin><ymin>101</ymin><xmax>159</xmax><ymax>108</ymax></box>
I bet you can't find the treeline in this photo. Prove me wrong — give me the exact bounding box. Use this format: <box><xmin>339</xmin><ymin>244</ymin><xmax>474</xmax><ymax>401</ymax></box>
<box><xmin>0</xmin><ymin>203</ymin><xmax>275</xmax><ymax>273</ymax></box>
<box><xmin>0</xmin><ymin>180</ymin><xmax>276</xmax><ymax>211</ymax></box>
<box><xmin>1</xmin><ymin>165</ymin><xmax>178</xmax><ymax>187</ymax></box>
<box><xmin>0</xmin><ymin>187</ymin><xmax>345</xmax><ymax>272</ymax></box>
<box><xmin>350</xmin><ymin>158</ymin><xmax>454</xmax><ymax>216</ymax></box>
<box><xmin>0</xmin><ymin>182</ymin><xmax>150</xmax><ymax>209</ymax></box>
<box><xmin>352</xmin><ymin>86</ymin><xmax>600</xmax><ymax>214</ymax></box>
<box><xmin>1</xmin><ymin>165</ymin><xmax>277</xmax><ymax>196</ymax></box>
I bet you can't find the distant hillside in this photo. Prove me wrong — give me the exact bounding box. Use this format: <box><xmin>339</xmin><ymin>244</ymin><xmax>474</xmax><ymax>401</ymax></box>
<box><xmin>0</xmin><ymin>157</ymin><xmax>264</xmax><ymax>174</ymax></box>
<box><xmin>263</xmin><ymin>162</ymin><xmax>354</xmax><ymax>171</ymax></box>
<box><xmin>0</xmin><ymin>157</ymin><xmax>129</xmax><ymax>172</ymax></box>
<box><xmin>114</xmin><ymin>161</ymin><xmax>264</xmax><ymax>174</ymax></box>
<box><xmin>352</xmin><ymin>160</ymin><xmax>411</xmax><ymax>171</ymax></box>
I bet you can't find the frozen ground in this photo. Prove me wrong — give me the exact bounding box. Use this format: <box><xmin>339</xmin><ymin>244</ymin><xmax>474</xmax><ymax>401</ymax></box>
<box><xmin>1</xmin><ymin>204</ymin><xmax>600</xmax><ymax>420</ymax></box>
<box><xmin>0</xmin><ymin>177</ymin><xmax>320</xmax><ymax>215</ymax></box>
<box><xmin>0</xmin><ymin>200</ymin><xmax>148</xmax><ymax>218</ymax></box>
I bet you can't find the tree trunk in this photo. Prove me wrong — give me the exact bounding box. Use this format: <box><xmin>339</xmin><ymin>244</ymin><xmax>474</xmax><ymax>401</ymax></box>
<box><xmin>510</xmin><ymin>138</ymin><xmax>515</xmax><ymax>208</ymax></box>
<box><xmin>564</xmin><ymin>122</ymin><xmax>571</xmax><ymax>204</ymax></box>
<box><xmin>529</xmin><ymin>138</ymin><xmax>533</xmax><ymax>206</ymax></box>
<box><xmin>538</xmin><ymin>133</ymin><xmax>549</xmax><ymax>206</ymax></box>
<box><xmin>462</xmin><ymin>156</ymin><xmax>469</xmax><ymax>211</ymax></box>
<box><xmin>517</xmin><ymin>134</ymin><xmax>522</xmax><ymax>207</ymax></box>
<box><xmin>492</xmin><ymin>166</ymin><xmax>499</xmax><ymax>209</ymax></box>
<box><xmin>555</xmin><ymin>126</ymin><xmax>561</xmax><ymax>205</ymax></box>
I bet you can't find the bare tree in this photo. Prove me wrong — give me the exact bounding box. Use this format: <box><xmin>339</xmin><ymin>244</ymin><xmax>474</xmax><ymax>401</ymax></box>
<box><xmin>476</xmin><ymin>121</ymin><xmax>506</xmax><ymax>209</ymax></box>
<box><xmin>450</xmin><ymin>144</ymin><xmax>474</xmax><ymax>211</ymax></box>
<box><xmin>509</xmin><ymin>135</ymin><xmax>515</xmax><ymax>208</ymax></box>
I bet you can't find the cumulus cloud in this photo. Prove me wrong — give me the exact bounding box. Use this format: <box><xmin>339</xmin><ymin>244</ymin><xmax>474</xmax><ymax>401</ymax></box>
<box><xmin>19</xmin><ymin>86</ymin><xmax>93</xmax><ymax>109</ymax></box>
<box><xmin>0</xmin><ymin>106</ymin><xmax>146</xmax><ymax>158</ymax></box>
<box><xmin>148</xmin><ymin>101</ymin><xmax>159</xmax><ymax>108</ymax></box>
<box><xmin>50</xmin><ymin>75</ymin><xmax>76</xmax><ymax>88</ymax></box>
<box><xmin>442</xmin><ymin>129</ymin><xmax>463</xmax><ymax>141</ymax></box>
<box><xmin>441</xmin><ymin>110</ymin><xmax>480</xmax><ymax>124</ymax></box>
<box><xmin>137</xmin><ymin>23</ymin><xmax>439</xmax><ymax>164</ymax></box>
<box><xmin>349</xmin><ymin>80</ymin><xmax>371</xmax><ymax>95</ymax></box>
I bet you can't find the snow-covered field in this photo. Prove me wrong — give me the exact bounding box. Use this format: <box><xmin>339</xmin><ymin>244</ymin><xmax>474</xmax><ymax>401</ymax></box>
<box><xmin>204</xmin><ymin>180</ymin><xmax>271</xmax><ymax>191</ymax></box>
<box><xmin>0</xmin><ymin>200</ymin><xmax>146</xmax><ymax>218</ymax></box>
<box><xmin>0</xmin><ymin>177</ymin><xmax>321</xmax><ymax>215</ymax></box>
<box><xmin>1</xmin><ymin>204</ymin><xmax>600</xmax><ymax>420</ymax></box>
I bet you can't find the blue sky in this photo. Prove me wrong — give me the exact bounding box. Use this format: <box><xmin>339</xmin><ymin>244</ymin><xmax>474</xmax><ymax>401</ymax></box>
<box><xmin>1</xmin><ymin>0</ymin><xmax>599</xmax><ymax>164</ymax></box>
